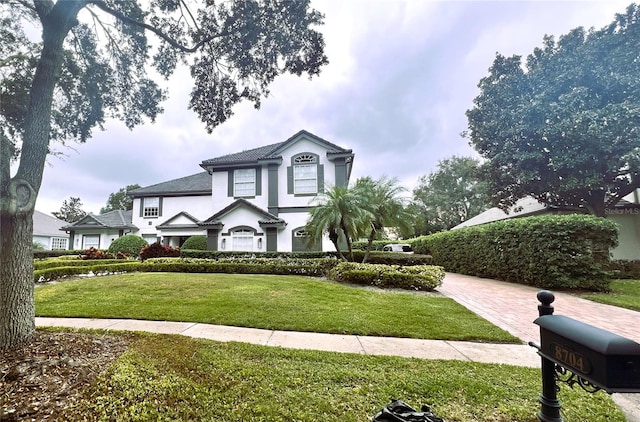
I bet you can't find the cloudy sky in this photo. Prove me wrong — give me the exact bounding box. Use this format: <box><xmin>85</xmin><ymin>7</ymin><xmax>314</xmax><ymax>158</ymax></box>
<box><xmin>34</xmin><ymin>0</ymin><xmax>632</xmax><ymax>215</ymax></box>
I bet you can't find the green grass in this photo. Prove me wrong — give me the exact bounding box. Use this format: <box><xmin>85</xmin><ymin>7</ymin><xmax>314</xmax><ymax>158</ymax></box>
<box><xmin>62</xmin><ymin>331</ymin><xmax>624</xmax><ymax>422</ymax></box>
<box><xmin>35</xmin><ymin>272</ymin><xmax>518</xmax><ymax>342</ymax></box>
<box><xmin>579</xmin><ymin>279</ymin><xmax>640</xmax><ymax>311</ymax></box>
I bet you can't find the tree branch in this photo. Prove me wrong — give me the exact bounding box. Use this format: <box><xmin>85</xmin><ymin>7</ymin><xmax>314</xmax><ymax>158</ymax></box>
<box><xmin>87</xmin><ymin>0</ymin><xmax>227</xmax><ymax>53</ymax></box>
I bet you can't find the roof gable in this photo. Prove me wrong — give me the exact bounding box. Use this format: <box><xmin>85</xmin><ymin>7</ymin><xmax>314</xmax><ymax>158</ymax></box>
<box><xmin>201</xmin><ymin>198</ymin><xmax>284</xmax><ymax>226</ymax></box>
<box><xmin>156</xmin><ymin>211</ymin><xmax>201</xmax><ymax>229</ymax></box>
<box><xmin>62</xmin><ymin>210</ymin><xmax>136</xmax><ymax>230</ymax></box>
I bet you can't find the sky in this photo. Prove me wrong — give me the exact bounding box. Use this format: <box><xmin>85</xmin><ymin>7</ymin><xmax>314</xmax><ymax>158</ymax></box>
<box><xmin>32</xmin><ymin>0</ymin><xmax>633</xmax><ymax>215</ymax></box>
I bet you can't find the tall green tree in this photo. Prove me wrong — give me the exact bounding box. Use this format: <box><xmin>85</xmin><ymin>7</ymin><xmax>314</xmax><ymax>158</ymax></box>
<box><xmin>100</xmin><ymin>184</ymin><xmax>141</xmax><ymax>214</ymax></box>
<box><xmin>0</xmin><ymin>0</ymin><xmax>327</xmax><ymax>350</ymax></box>
<box><xmin>51</xmin><ymin>196</ymin><xmax>86</xmax><ymax>223</ymax></box>
<box><xmin>305</xmin><ymin>185</ymin><xmax>366</xmax><ymax>261</ymax></box>
<box><xmin>465</xmin><ymin>4</ymin><xmax>640</xmax><ymax>217</ymax></box>
<box><xmin>353</xmin><ymin>176</ymin><xmax>412</xmax><ymax>263</ymax></box>
<box><xmin>411</xmin><ymin>156</ymin><xmax>490</xmax><ymax>234</ymax></box>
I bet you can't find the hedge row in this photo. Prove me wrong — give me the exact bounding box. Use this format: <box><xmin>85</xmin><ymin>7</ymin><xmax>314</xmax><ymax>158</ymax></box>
<box><xmin>608</xmin><ymin>260</ymin><xmax>640</xmax><ymax>279</ymax></box>
<box><xmin>180</xmin><ymin>250</ymin><xmax>339</xmax><ymax>259</ymax></box>
<box><xmin>327</xmin><ymin>262</ymin><xmax>445</xmax><ymax>291</ymax></box>
<box><xmin>350</xmin><ymin>250</ymin><xmax>433</xmax><ymax>266</ymax></box>
<box><xmin>410</xmin><ymin>215</ymin><xmax>618</xmax><ymax>291</ymax></box>
<box><xmin>33</xmin><ymin>258</ymin><xmax>340</xmax><ymax>283</ymax></box>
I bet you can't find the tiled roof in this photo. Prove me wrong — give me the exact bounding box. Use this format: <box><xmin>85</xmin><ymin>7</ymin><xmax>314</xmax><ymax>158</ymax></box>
<box><xmin>33</xmin><ymin>211</ymin><xmax>68</xmax><ymax>237</ymax></box>
<box><xmin>201</xmin><ymin>143</ymin><xmax>284</xmax><ymax>166</ymax></box>
<box><xmin>200</xmin><ymin>130</ymin><xmax>352</xmax><ymax>167</ymax></box>
<box><xmin>129</xmin><ymin>172</ymin><xmax>211</xmax><ymax>197</ymax></box>
<box><xmin>62</xmin><ymin>210</ymin><xmax>137</xmax><ymax>230</ymax></box>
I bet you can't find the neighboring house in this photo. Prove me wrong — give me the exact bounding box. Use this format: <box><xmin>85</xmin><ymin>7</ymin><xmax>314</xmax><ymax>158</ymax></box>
<box><xmin>61</xmin><ymin>210</ymin><xmax>136</xmax><ymax>250</ymax></box>
<box><xmin>452</xmin><ymin>195</ymin><xmax>640</xmax><ymax>260</ymax></box>
<box><xmin>33</xmin><ymin>210</ymin><xmax>69</xmax><ymax>250</ymax></box>
<box><xmin>62</xmin><ymin>130</ymin><xmax>355</xmax><ymax>252</ymax></box>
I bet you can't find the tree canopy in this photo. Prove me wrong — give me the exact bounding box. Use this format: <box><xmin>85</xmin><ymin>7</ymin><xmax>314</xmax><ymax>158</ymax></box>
<box><xmin>411</xmin><ymin>156</ymin><xmax>490</xmax><ymax>235</ymax></box>
<box><xmin>100</xmin><ymin>184</ymin><xmax>140</xmax><ymax>214</ymax></box>
<box><xmin>51</xmin><ymin>196</ymin><xmax>87</xmax><ymax>223</ymax></box>
<box><xmin>0</xmin><ymin>0</ymin><xmax>328</xmax><ymax>350</ymax></box>
<box><xmin>465</xmin><ymin>4</ymin><xmax>640</xmax><ymax>217</ymax></box>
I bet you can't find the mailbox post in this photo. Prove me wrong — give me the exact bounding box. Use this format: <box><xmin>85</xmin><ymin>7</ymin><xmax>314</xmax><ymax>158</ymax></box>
<box><xmin>531</xmin><ymin>290</ymin><xmax>640</xmax><ymax>422</ymax></box>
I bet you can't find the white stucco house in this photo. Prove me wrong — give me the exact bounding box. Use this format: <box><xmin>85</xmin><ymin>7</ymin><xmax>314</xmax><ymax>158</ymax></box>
<box><xmin>33</xmin><ymin>211</ymin><xmax>69</xmax><ymax>250</ymax></box>
<box><xmin>62</xmin><ymin>130</ymin><xmax>354</xmax><ymax>252</ymax></box>
<box><xmin>452</xmin><ymin>194</ymin><xmax>640</xmax><ymax>260</ymax></box>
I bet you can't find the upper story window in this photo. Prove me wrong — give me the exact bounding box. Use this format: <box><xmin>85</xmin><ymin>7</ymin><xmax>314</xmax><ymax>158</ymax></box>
<box><xmin>293</xmin><ymin>154</ymin><xmax>318</xmax><ymax>194</ymax></box>
<box><xmin>234</xmin><ymin>168</ymin><xmax>256</xmax><ymax>197</ymax></box>
<box><xmin>143</xmin><ymin>197</ymin><xmax>160</xmax><ymax>217</ymax></box>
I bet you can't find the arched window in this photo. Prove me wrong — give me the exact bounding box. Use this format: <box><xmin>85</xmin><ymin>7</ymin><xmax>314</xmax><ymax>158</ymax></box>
<box><xmin>231</xmin><ymin>229</ymin><xmax>254</xmax><ymax>251</ymax></box>
<box><xmin>293</xmin><ymin>154</ymin><xmax>317</xmax><ymax>194</ymax></box>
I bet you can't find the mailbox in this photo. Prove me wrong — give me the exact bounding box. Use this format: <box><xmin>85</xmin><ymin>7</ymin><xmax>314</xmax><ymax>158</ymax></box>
<box><xmin>534</xmin><ymin>314</ymin><xmax>640</xmax><ymax>393</ymax></box>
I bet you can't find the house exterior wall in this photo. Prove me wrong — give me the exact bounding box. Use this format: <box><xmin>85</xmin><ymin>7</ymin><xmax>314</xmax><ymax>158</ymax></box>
<box><xmin>607</xmin><ymin>213</ymin><xmax>640</xmax><ymax>260</ymax></box>
<box><xmin>71</xmin><ymin>230</ymin><xmax>125</xmax><ymax>250</ymax></box>
<box><xmin>132</xmin><ymin>194</ymin><xmax>211</xmax><ymax>238</ymax></box>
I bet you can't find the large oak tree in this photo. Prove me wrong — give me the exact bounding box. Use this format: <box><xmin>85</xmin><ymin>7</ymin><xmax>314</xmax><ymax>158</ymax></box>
<box><xmin>0</xmin><ymin>0</ymin><xmax>327</xmax><ymax>349</ymax></box>
<box><xmin>465</xmin><ymin>4</ymin><xmax>640</xmax><ymax>217</ymax></box>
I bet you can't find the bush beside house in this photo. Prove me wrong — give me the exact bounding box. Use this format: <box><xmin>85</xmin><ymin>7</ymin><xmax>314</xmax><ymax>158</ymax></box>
<box><xmin>107</xmin><ymin>234</ymin><xmax>148</xmax><ymax>257</ymax></box>
<box><xmin>411</xmin><ymin>215</ymin><xmax>618</xmax><ymax>291</ymax></box>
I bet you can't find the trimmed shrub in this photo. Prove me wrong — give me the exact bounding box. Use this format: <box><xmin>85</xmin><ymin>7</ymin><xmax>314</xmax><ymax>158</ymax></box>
<box><xmin>34</xmin><ymin>262</ymin><xmax>142</xmax><ymax>283</ymax></box>
<box><xmin>181</xmin><ymin>235</ymin><xmax>208</xmax><ymax>251</ymax></box>
<box><xmin>327</xmin><ymin>262</ymin><xmax>445</xmax><ymax>291</ymax></box>
<box><xmin>108</xmin><ymin>234</ymin><xmax>148</xmax><ymax>257</ymax></box>
<box><xmin>80</xmin><ymin>247</ymin><xmax>114</xmax><ymax>260</ymax></box>
<box><xmin>608</xmin><ymin>260</ymin><xmax>640</xmax><ymax>279</ymax></box>
<box><xmin>34</xmin><ymin>250</ymin><xmax>85</xmax><ymax>259</ymax></box>
<box><xmin>139</xmin><ymin>243</ymin><xmax>180</xmax><ymax>261</ymax></box>
<box><xmin>411</xmin><ymin>215</ymin><xmax>618</xmax><ymax>291</ymax></box>
<box><xmin>181</xmin><ymin>250</ymin><xmax>339</xmax><ymax>259</ymax></box>
<box><xmin>351</xmin><ymin>250</ymin><xmax>433</xmax><ymax>266</ymax></box>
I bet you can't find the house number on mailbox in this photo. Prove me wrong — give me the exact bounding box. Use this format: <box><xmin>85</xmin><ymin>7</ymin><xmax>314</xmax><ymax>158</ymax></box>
<box><xmin>552</xmin><ymin>343</ymin><xmax>592</xmax><ymax>374</ymax></box>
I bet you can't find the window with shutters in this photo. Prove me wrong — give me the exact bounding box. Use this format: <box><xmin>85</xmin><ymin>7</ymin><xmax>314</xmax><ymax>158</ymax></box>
<box><xmin>143</xmin><ymin>197</ymin><xmax>160</xmax><ymax>217</ymax></box>
<box><xmin>234</xmin><ymin>168</ymin><xmax>256</xmax><ymax>197</ymax></box>
<box><xmin>293</xmin><ymin>154</ymin><xmax>317</xmax><ymax>194</ymax></box>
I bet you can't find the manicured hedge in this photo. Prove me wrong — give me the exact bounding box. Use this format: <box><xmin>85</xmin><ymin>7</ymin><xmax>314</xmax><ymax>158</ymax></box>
<box><xmin>180</xmin><ymin>235</ymin><xmax>208</xmax><ymax>250</ymax></box>
<box><xmin>181</xmin><ymin>250</ymin><xmax>339</xmax><ymax>259</ymax></box>
<box><xmin>608</xmin><ymin>260</ymin><xmax>640</xmax><ymax>279</ymax></box>
<box><xmin>33</xmin><ymin>250</ymin><xmax>86</xmax><ymax>259</ymax></box>
<box><xmin>327</xmin><ymin>262</ymin><xmax>445</xmax><ymax>291</ymax></box>
<box><xmin>410</xmin><ymin>215</ymin><xmax>618</xmax><ymax>291</ymax></box>
<box><xmin>35</xmin><ymin>262</ymin><xmax>142</xmax><ymax>283</ymax></box>
<box><xmin>351</xmin><ymin>250</ymin><xmax>433</xmax><ymax>266</ymax></box>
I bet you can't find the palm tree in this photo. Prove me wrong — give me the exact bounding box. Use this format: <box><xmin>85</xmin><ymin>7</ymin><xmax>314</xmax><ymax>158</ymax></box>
<box><xmin>305</xmin><ymin>185</ymin><xmax>367</xmax><ymax>261</ymax></box>
<box><xmin>353</xmin><ymin>176</ymin><xmax>412</xmax><ymax>263</ymax></box>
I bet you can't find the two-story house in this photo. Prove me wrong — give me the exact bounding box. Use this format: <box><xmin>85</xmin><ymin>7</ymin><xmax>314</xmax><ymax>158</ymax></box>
<box><xmin>62</xmin><ymin>130</ymin><xmax>354</xmax><ymax>252</ymax></box>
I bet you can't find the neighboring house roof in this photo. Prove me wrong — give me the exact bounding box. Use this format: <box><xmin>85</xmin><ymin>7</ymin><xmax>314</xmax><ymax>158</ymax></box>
<box><xmin>61</xmin><ymin>210</ymin><xmax>137</xmax><ymax>231</ymax></box>
<box><xmin>33</xmin><ymin>211</ymin><xmax>68</xmax><ymax>237</ymax></box>
<box><xmin>200</xmin><ymin>198</ymin><xmax>286</xmax><ymax>228</ymax></box>
<box><xmin>129</xmin><ymin>171</ymin><xmax>211</xmax><ymax>197</ymax></box>
<box><xmin>452</xmin><ymin>197</ymin><xmax>550</xmax><ymax>229</ymax></box>
<box><xmin>200</xmin><ymin>129</ymin><xmax>353</xmax><ymax>170</ymax></box>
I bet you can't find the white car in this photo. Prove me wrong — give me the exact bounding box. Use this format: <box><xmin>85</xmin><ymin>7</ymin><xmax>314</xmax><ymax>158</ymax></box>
<box><xmin>382</xmin><ymin>244</ymin><xmax>414</xmax><ymax>254</ymax></box>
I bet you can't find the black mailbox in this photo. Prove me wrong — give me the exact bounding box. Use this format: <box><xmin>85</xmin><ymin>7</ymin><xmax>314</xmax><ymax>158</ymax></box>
<box><xmin>534</xmin><ymin>314</ymin><xmax>640</xmax><ymax>393</ymax></box>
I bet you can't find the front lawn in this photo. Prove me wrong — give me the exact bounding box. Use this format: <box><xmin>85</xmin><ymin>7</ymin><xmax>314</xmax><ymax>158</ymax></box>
<box><xmin>579</xmin><ymin>279</ymin><xmax>640</xmax><ymax>311</ymax></box>
<box><xmin>63</xmin><ymin>331</ymin><xmax>623</xmax><ymax>421</ymax></box>
<box><xmin>35</xmin><ymin>272</ymin><xmax>518</xmax><ymax>343</ymax></box>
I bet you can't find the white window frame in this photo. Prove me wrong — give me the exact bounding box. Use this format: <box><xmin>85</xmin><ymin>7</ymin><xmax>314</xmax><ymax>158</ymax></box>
<box><xmin>82</xmin><ymin>235</ymin><xmax>100</xmax><ymax>249</ymax></box>
<box><xmin>143</xmin><ymin>197</ymin><xmax>160</xmax><ymax>217</ymax></box>
<box><xmin>50</xmin><ymin>237</ymin><xmax>68</xmax><ymax>250</ymax></box>
<box><xmin>231</xmin><ymin>229</ymin><xmax>254</xmax><ymax>251</ymax></box>
<box><xmin>293</xmin><ymin>154</ymin><xmax>317</xmax><ymax>194</ymax></box>
<box><xmin>234</xmin><ymin>168</ymin><xmax>256</xmax><ymax>197</ymax></box>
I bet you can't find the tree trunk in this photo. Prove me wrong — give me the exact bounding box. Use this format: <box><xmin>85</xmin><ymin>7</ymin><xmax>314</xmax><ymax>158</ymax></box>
<box><xmin>0</xmin><ymin>210</ymin><xmax>35</xmax><ymax>349</ymax></box>
<box><xmin>362</xmin><ymin>227</ymin><xmax>376</xmax><ymax>264</ymax></box>
<box><xmin>0</xmin><ymin>1</ymin><xmax>85</xmax><ymax>350</ymax></box>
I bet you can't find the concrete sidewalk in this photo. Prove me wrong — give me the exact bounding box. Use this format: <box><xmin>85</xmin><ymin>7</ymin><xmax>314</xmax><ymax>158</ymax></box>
<box><xmin>35</xmin><ymin>316</ymin><xmax>541</xmax><ymax>367</ymax></box>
